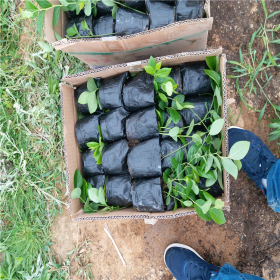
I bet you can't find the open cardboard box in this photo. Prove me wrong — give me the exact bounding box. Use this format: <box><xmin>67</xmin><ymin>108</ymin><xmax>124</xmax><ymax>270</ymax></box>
<box><xmin>61</xmin><ymin>48</ymin><xmax>230</xmax><ymax>221</ymax></box>
<box><xmin>45</xmin><ymin>0</ymin><xmax>213</xmax><ymax>67</ymax></box>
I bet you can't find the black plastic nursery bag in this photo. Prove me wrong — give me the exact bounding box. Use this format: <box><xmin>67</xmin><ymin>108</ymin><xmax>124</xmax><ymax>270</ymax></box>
<box><xmin>175</xmin><ymin>0</ymin><xmax>204</xmax><ymax>21</ymax></box>
<box><xmin>87</xmin><ymin>175</ymin><xmax>106</xmax><ymax>190</ymax></box>
<box><xmin>126</xmin><ymin>106</ymin><xmax>159</xmax><ymax>141</ymax></box>
<box><xmin>132</xmin><ymin>177</ymin><xmax>164</xmax><ymax>212</ymax></box>
<box><xmin>181</xmin><ymin>61</ymin><xmax>213</xmax><ymax>97</ymax></box>
<box><xmin>106</xmin><ymin>174</ymin><xmax>133</xmax><ymax>206</ymax></box>
<box><xmin>160</xmin><ymin>138</ymin><xmax>187</xmax><ymax>170</ymax></box>
<box><xmin>161</xmin><ymin>112</ymin><xmax>185</xmax><ymax>139</ymax></box>
<box><xmin>92</xmin><ymin>15</ymin><xmax>115</xmax><ymax>37</ymax></box>
<box><xmin>145</xmin><ymin>0</ymin><xmax>175</xmax><ymax>29</ymax></box>
<box><xmin>180</xmin><ymin>96</ymin><xmax>213</xmax><ymax>125</ymax></box>
<box><xmin>123</xmin><ymin>71</ymin><xmax>155</xmax><ymax>112</ymax></box>
<box><xmin>198</xmin><ymin>177</ymin><xmax>223</xmax><ymax>198</ymax></box>
<box><xmin>82</xmin><ymin>150</ymin><xmax>104</xmax><ymax>178</ymax></box>
<box><xmin>125</xmin><ymin>0</ymin><xmax>146</xmax><ymax>12</ymax></box>
<box><xmin>99</xmin><ymin>72</ymin><xmax>129</xmax><ymax>110</ymax></box>
<box><xmin>65</xmin><ymin>16</ymin><xmax>93</xmax><ymax>37</ymax></box>
<box><xmin>66</xmin><ymin>7</ymin><xmax>85</xmax><ymax>20</ymax></box>
<box><xmin>102</xmin><ymin>139</ymin><xmax>129</xmax><ymax>175</ymax></box>
<box><xmin>115</xmin><ymin>8</ymin><xmax>149</xmax><ymax>36</ymax></box>
<box><xmin>75</xmin><ymin>114</ymin><xmax>100</xmax><ymax>149</ymax></box>
<box><xmin>97</xmin><ymin>1</ymin><xmax>112</xmax><ymax>17</ymax></box>
<box><xmin>127</xmin><ymin>137</ymin><xmax>162</xmax><ymax>178</ymax></box>
<box><xmin>100</xmin><ymin>107</ymin><xmax>130</xmax><ymax>143</ymax></box>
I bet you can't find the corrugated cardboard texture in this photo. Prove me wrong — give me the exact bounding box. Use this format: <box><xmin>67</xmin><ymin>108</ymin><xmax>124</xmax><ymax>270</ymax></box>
<box><xmin>60</xmin><ymin>48</ymin><xmax>230</xmax><ymax>221</ymax></box>
<box><xmin>45</xmin><ymin>1</ymin><xmax>213</xmax><ymax>67</ymax></box>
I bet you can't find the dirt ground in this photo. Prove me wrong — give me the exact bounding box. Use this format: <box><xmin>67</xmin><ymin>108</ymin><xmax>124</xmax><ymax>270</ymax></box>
<box><xmin>51</xmin><ymin>1</ymin><xmax>280</xmax><ymax>279</ymax></box>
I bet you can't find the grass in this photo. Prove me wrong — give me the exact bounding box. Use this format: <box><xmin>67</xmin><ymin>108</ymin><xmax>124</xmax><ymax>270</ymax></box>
<box><xmin>228</xmin><ymin>0</ymin><xmax>280</xmax><ymax>149</ymax></box>
<box><xmin>0</xmin><ymin>0</ymin><xmax>87</xmax><ymax>278</ymax></box>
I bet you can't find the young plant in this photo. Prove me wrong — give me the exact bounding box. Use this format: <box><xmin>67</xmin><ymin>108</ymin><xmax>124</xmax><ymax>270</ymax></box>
<box><xmin>78</xmin><ymin>78</ymin><xmax>102</xmax><ymax>114</ymax></box>
<box><xmin>66</xmin><ymin>20</ymin><xmax>94</xmax><ymax>37</ymax></box>
<box><xmin>87</xmin><ymin>125</ymin><xmax>105</xmax><ymax>164</ymax></box>
<box><xmin>71</xmin><ymin>169</ymin><xmax>125</xmax><ymax>213</ymax></box>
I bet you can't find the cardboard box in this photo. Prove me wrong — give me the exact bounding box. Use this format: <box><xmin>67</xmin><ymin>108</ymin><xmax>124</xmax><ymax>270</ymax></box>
<box><xmin>45</xmin><ymin>0</ymin><xmax>213</xmax><ymax>67</ymax></box>
<box><xmin>61</xmin><ymin>48</ymin><xmax>230</xmax><ymax>221</ymax></box>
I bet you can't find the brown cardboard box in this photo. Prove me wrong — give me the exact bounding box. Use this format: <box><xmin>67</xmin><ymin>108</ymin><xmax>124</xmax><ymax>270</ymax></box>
<box><xmin>60</xmin><ymin>48</ymin><xmax>230</xmax><ymax>221</ymax></box>
<box><xmin>45</xmin><ymin>0</ymin><xmax>213</xmax><ymax>67</ymax></box>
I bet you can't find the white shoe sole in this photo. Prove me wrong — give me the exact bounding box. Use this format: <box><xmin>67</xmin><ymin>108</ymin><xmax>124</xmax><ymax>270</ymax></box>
<box><xmin>228</xmin><ymin>126</ymin><xmax>244</xmax><ymax>130</ymax></box>
<box><xmin>164</xmin><ymin>243</ymin><xmax>204</xmax><ymax>267</ymax></box>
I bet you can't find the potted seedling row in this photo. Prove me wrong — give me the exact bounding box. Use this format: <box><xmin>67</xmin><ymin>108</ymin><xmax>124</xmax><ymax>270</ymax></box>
<box><xmin>67</xmin><ymin>54</ymin><xmax>250</xmax><ymax>224</ymax></box>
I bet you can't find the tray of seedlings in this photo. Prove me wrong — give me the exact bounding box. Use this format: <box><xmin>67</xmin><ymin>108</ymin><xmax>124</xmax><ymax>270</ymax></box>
<box><xmin>61</xmin><ymin>49</ymin><xmax>250</xmax><ymax>223</ymax></box>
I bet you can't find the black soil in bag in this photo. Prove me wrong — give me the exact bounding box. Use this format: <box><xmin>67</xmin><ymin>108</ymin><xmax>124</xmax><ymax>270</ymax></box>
<box><xmin>106</xmin><ymin>174</ymin><xmax>133</xmax><ymax>206</ymax></box>
<box><xmin>123</xmin><ymin>71</ymin><xmax>155</xmax><ymax>112</ymax></box>
<box><xmin>102</xmin><ymin>139</ymin><xmax>129</xmax><ymax>175</ymax></box>
<box><xmin>132</xmin><ymin>177</ymin><xmax>164</xmax><ymax>212</ymax></box>
<box><xmin>181</xmin><ymin>61</ymin><xmax>213</xmax><ymax>97</ymax></box>
<box><xmin>169</xmin><ymin>66</ymin><xmax>182</xmax><ymax>96</ymax></box>
<box><xmin>75</xmin><ymin>114</ymin><xmax>100</xmax><ymax>149</ymax></box>
<box><xmin>97</xmin><ymin>1</ymin><xmax>112</xmax><ymax>16</ymax></box>
<box><xmin>100</xmin><ymin>107</ymin><xmax>130</xmax><ymax>143</ymax></box>
<box><xmin>180</xmin><ymin>96</ymin><xmax>213</xmax><ymax>125</ymax></box>
<box><xmin>126</xmin><ymin>106</ymin><xmax>159</xmax><ymax>141</ymax></box>
<box><xmin>99</xmin><ymin>72</ymin><xmax>129</xmax><ymax>110</ymax></box>
<box><xmin>65</xmin><ymin>16</ymin><xmax>93</xmax><ymax>37</ymax></box>
<box><xmin>115</xmin><ymin>8</ymin><xmax>149</xmax><ymax>36</ymax></box>
<box><xmin>198</xmin><ymin>177</ymin><xmax>223</xmax><ymax>198</ymax></box>
<box><xmin>145</xmin><ymin>0</ymin><xmax>175</xmax><ymax>29</ymax></box>
<box><xmin>67</xmin><ymin>8</ymin><xmax>85</xmax><ymax>20</ymax></box>
<box><xmin>87</xmin><ymin>175</ymin><xmax>106</xmax><ymax>190</ymax></box>
<box><xmin>175</xmin><ymin>0</ymin><xmax>204</xmax><ymax>21</ymax></box>
<box><xmin>82</xmin><ymin>150</ymin><xmax>104</xmax><ymax>178</ymax></box>
<box><xmin>161</xmin><ymin>138</ymin><xmax>187</xmax><ymax>170</ymax></box>
<box><xmin>125</xmin><ymin>0</ymin><xmax>146</xmax><ymax>12</ymax></box>
<box><xmin>93</xmin><ymin>15</ymin><xmax>115</xmax><ymax>37</ymax></box>
<box><xmin>161</xmin><ymin>112</ymin><xmax>184</xmax><ymax>139</ymax></box>
<box><xmin>166</xmin><ymin>194</ymin><xmax>181</xmax><ymax>211</ymax></box>
<box><xmin>127</xmin><ymin>137</ymin><xmax>162</xmax><ymax>178</ymax></box>
<box><xmin>74</xmin><ymin>79</ymin><xmax>101</xmax><ymax>115</ymax></box>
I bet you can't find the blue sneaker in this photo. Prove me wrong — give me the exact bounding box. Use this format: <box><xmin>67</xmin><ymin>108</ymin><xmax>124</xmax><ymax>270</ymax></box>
<box><xmin>164</xmin><ymin>243</ymin><xmax>220</xmax><ymax>280</ymax></box>
<box><xmin>228</xmin><ymin>127</ymin><xmax>277</xmax><ymax>194</ymax></box>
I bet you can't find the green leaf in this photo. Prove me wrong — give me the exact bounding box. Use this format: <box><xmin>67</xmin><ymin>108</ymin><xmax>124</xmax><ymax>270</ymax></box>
<box><xmin>194</xmin><ymin>199</ymin><xmax>213</xmax><ymax>221</ymax></box>
<box><xmin>148</xmin><ymin>56</ymin><xmax>157</xmax><ymax>69</ymax></box>
<box><xmin>155</xmin><ymin>62</ymin><xmax>161</xmax><ymax>70</ymax></box>
<box><xmin>206</xmin><ymin>56</ymin><xmax>217</xmax><ymax>71</ymax></box>
<box><xmin>38</xmin><ymin>41</ymin><xmax>53</xmax><ymax>53</ymax></box>
<box><xmin>55</xmin><ymin>31</ymin><xmax>62</xmax><ymax>40</ymax></box>
<box><xmin>87</xmin><ymin>78</ymin><xmax>97</xmax><ymax>92</ymax></box>
<box><xmin>214</xmin><ymin>199</ymin><xmax>224</xmax><ymax>209</ymax></box>
<box><xmin>175</xmin><ymin>150</ymin><xmax>184</xmax><ymax>164</ymax></box>
<box><xmin>268</xmin><ymin>51</ymin><xmax>277</xmax><ymax>66</ymax></box>
<box><xmin>209</xmin><ymin>119</ymin><xmax>224</xmax><ymax>136</ymax></box>
<box><xmin>84</xmin><ymin>0</ymin><xmax>92</xmax><ymax>16</ymax></box>
<box><xmin>158</xmin><ymin>92</ymin><xmax>168</xmax><ymax>102</ymax></box>
<box><xmin>192</xmin><ymin>133</ymin><xmax>202</xmax><ymax>144</ymax></box>
<box><xmin>176</xmin><ymin>100</ymin><xmax>183</xmax><ymax>110</ymax></box>
<box><xmin>170</xmin><ymin>158</ymin><xmax>178</xmax><ymax>169</ymax></box>
<box><xmin>144</xmin><ymin>66</ymin><xmax>156</xmax><ymax>75</ymax></box>
<box><xmin>229</xmin><ymin>141</ymin><xmax>250</xmax><ymax>160</ymax></box>
<box><xmin>205</xmin><ymin>156</ymin><xmax>213</xmax><ymax>173</ymax></box>
<box><xmin>66</xmin><ymin>26</ymin><xmax>78</xmax><ymax>36</ymax></box>
<box><xmin>205</xmin><ymin>178</ymin><xmax>216</xmax><ymax>187</ymax></box>
<box><xmin>192</xmin><ymin>182</ymin><xmax>199</xmax><ymax>195</ymax></box>
<box><xmin>78</xmin><ymin>91</ymin><xmax>89</xmax><ymax>104</ymax></box>
<box><xmin>36</xmin><ymin>0</ymin><xmax>52</xmax><ymax>8</ymax></box>
<box><xmin>165</xmin><ymin>81</ymin><xmax>173</xmax><ymax>96</ymax></box>
<box><xmin>59</xmin><ymin>0</ymin><xmax>68</xmax><ymax>5</ymax></box>
<box><xmin>81</xmin><ymin>20</ymin><xmax>90</xmax><ymax>30</ymax></box>
<box><xmin>169</xmin><ymin>108</ymin><xmax>181</xmax><ymax>124</ymax></box>
<box><xmin>25</xmin><ymin>0</ymin><xmax>38</xmax><ymax>12</ymax></box>
<box><xmin>183</xmin><ymin>200</ymin><xmax>193</xmax><ymax>207</ymax></box>
<box><xmin>234</xmin><ymin>160</ymin><xmax>242</xmax><ymax>170</ymax></box>
<box><xmin>258</xmin><ymin>101</ymin><xmax>267</xmax><ymax>129</ymax></box>
<box><xmin>156</xmin><ymin>68</ymin><xmax>172</xmax><ymax>78</ymax></box>
<box><xmin>209</xmin><ymin>208</ymin><xmax>226</xmax><ymax>225</ymax></box>
<box><xmin>71</xmin><ymin>188</ymin><xmax>81</xmax><ymax>199</ymax></box>
<box><xmin>203</xmin><ymin>191</ymin><xmax>215</xmax><ymax>205</ymax></box>
<box><xmin>213</xmin><ymin>156</ymin><xmax>221</xmax><ymax>172</ymax></box>
<box><xmin>80</xmin><ymin>179</ymin><xmax>87</xmax><ymax>202</ymax></box>
<box><xmin>74</xmin><ymin>169</ymin><xmax>83</xmax><ymax>189</ymax></box>
<box><xmin>201</xmin><ymin>199</ymin><xmax>212</xmax><ymax>214</ymax></box>
<box><xmin>98</xmin><ymin>187</ymin><xmax>106</xmax><ymax>205</ymax></box>
<box><xmin>166</xmin><ymin>196</ymin><xmax>171</xmax><ymax>206</ymax></box>
<box><xmin>261</xmin><ymin>0</ymin><xmax>267</xmax><ymax>17</ymax></box>
<box><xmin>221</xmin><ymin>157</ymin><xmax>238</xmax><ymax>180</ymax></box>
<box><xmin>204</xmin><ymin>69</ymin><xmax>221</xmax><ymax>86</ymax></box>
<box><xmin>88</xmin><ymin>188</ymin><xmax>100</xmax><ymax>203</ymax></box>
<box><xmin>20</xmin><ymin>8</ymin><xmax>34</xmax><ymax>18</ymax></box>
<box><xmin>37</xmin><ymin>10</ymin><xmax>46</xmax><ymax>39</ymax></box>
<box><xmin>214</xmin><ymin>86</ymin><xmax>222</xmax><ymax>107</ymax></box>
<box><xmin>53</xmin><ymin>6</ymin><xmax>60</xmax><ymax>28</ymax></box>
<box><xmin>186</xmin><ymin>119</ymin><xmax>194</xmax><ymax>136</ymax></box>
<box><xmin>87</xmin><ymin>142</ymin><xmax>99</xmax><ymax>150</ymax></box>
<box><xmin>112</xmin><ymin>4</ymin><xmax>118</xmax><ymax>19</ymax></box>
<box><xmin>163</xmin><ymin>172</ymin><xmax>168</xmax><ymax>183</ymax></box>
<box><xmin>267</xmin><ymin>11</ymin><xmax>280</xmax><ymax>19</ymax></box>
<box><xmin>169</xmin><ymin>127</ymin><xmax>179</xmax><ymax>138</ymax></box>
<box><xmin>102</xmin><ymin>0</ymin><xmax>114</xmax><ymax>6</ymax></box>
<box><xmin>88</xmin><ymin>91</ymin><xmax>98</xmax><ymax>114</ymax></box>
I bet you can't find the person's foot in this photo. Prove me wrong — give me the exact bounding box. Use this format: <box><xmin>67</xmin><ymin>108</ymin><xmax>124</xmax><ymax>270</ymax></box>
<box><xmin>164</xmin><ymin>243</ymin><xmax>220</xmax><ymax>280</ymax></box>
<box><xmin>228</xmin><ymin>127</ymin><xmax>277</xmax><ymax>194</ymax></box>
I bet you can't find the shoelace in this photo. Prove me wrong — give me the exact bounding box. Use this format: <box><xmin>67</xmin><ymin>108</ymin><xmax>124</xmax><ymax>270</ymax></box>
<box><xmin>183</xmin><ymin>261</ymin><xmax>217</xmax><ymax>280</ymax></box>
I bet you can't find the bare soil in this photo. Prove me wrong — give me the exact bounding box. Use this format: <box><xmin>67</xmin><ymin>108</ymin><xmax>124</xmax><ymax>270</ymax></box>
<box><xmin>52</xmin><ymin>1</ymin><xmax>280</xmax><ymax>279</ymax></box>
